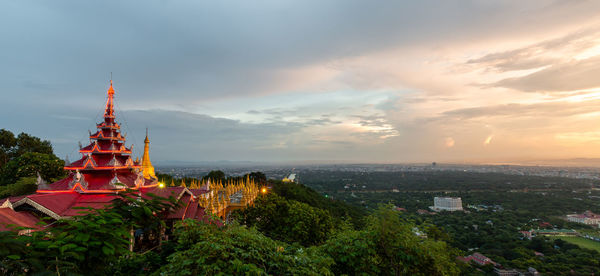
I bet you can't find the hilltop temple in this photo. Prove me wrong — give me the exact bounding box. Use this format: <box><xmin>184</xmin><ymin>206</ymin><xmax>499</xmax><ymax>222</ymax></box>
<box><xmin>0</xmin><ymin>81</ymin><xmax>259</xmax><ymax>234</ymax></box>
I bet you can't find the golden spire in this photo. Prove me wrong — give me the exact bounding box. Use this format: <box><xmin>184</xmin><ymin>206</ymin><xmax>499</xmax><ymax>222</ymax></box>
<box><xmin>141</xmin><ymin>128</ymin><xmax>157</xmax><ymax>179</ymax></box>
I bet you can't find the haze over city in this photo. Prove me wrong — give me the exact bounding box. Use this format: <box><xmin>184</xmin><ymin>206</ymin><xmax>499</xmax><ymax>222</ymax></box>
<box><xmin>3</xmin><ymin>1</ymin><xmax>600</xmax><ymax>164</ymax></box>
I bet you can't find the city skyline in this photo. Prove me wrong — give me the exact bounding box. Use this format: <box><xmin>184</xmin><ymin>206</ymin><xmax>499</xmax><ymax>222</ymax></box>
<box><xmin>3</xmin><ymin>1</ymin><xmax>600</xmax><ymax>164</ymax></box>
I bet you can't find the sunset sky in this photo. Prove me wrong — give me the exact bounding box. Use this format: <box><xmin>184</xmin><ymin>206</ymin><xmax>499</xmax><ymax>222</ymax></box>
<box><xmin>3</xmin><ymin>1</ymin><xmax>600</xmax><ymax>164</ymax></box>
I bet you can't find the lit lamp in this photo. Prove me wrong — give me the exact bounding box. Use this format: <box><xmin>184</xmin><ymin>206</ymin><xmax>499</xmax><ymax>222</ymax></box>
<box><xmin>158</xmin><ymin>182</ymin><xmax>165</xmax><ymax>188</ymax></box>
<box><xmin>261</xmin><ymin>187</ymin><xmax>267</xmax><ymax>194</ymax></box>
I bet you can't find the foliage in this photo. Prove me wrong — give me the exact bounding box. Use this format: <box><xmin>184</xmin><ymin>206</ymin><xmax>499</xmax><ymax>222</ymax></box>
<box><xmin>271</xmin><ymin>180</ymin><xmax>367</xmax><ymax>228</ymax></box>
<box><xmin>302</xmin><ymin>169</ymin><xmax>600</xmax><ymax>275</ymax></box>
<box><xmin>0</xmin><ymin>230</ymin><xmax>45</xmax><ymax>274</ymax></box>
<box><xmin>246</xmin><ymin>171</ymin><xmax>267</xmax><ymax>184</ymax></box>
<box><xmin>0</xmin><ymin>129</ymin><xmax>17</xmax><ymax>168</ymax></box>
<box><xmin>1</xmin><ymin>152</ymin><xmax>65</xmax><ymax>185</ymax></box>
<box><xmin>0</xmin><ymin>130</ymin><xmax>65</xmax><ymax>187</ymax></box>
<box><xmin>111</xmin><ymin>250</ymin><xmax>165</xmax><ymax>276</ymax></box>
<box><xmin>321</xmin><ymin>228</ymin><xmax>381</xmax><ymax>275</ymax></box>
<box><xmin>0</xmin><ymin>176</ymin><xmax>38</xmax><ymax>198</ymax></box>
<box><xmin>0</xmin><ymin>129</ymin><xmax>54</xmax><ymax>169</ymax></box>
<box><xmin>111</xmin><ymin>191</ymin><xmax>180</xmax><ymax>231</ymax></box>
<box><xmin>202</xmin><ymin>170</ymin><xmax>225</xmax><ymax>182</ymax></box>
<box><xmin>322</xmin><ymin>205</ymin><xmax>460</xmax><ymax>276</ymax></box>
<box><xmin>235</xmin><ymin>193</ymin><xmax>334</xmax><ymax>246</ymax></box>
<box><xmin>13</xmin><ymin>132</ymin><xmax>54</xmax><ymax>157</ymax></box>
<box><xmin>0</xmin><ymin>191</ymin><xmax>179</xmax><ymax>275</ymax></box>
<box><xmin>158</xmin><ymin>219</ymin><xmax>333</xmax><ymax>275</ymax></box>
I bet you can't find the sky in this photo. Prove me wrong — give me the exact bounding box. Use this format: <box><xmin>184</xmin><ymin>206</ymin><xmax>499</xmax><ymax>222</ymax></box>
<box><xmin>3</xmin><ymin>1</ymin><xmax>600</xmax><ymax>164</ymax></box>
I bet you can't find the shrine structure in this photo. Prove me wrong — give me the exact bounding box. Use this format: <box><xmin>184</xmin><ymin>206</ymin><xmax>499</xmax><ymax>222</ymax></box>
<box><xmin>0</xmin><ymin>81</ymin><xmax>260</xmax><ymax>233</ymax></box>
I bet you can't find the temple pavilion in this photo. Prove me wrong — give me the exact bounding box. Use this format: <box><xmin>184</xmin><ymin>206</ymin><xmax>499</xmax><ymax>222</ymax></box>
<box><xmin>0</xmin><ymin>81</ymin><xmax>259</xmax><ymax>234</ymax></box>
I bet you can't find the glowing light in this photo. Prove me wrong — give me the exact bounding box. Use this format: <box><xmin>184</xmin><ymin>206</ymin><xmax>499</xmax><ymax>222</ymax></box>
<box><xmin>484</xmin><ymin>135</ymin><xmax>493</xmax><ymax>145</ymax></box>
<box><xmin>261</xmin><ymin>187</ymin><xmax>267</xmax><ymax>194</ymax></box>
<box><xmin>445</xmin><ymin>137</ymin><xmax>455</xmax><ymax>148</ymax></box>
<box><xmin>159</xmin><ymin>182</ymin><xmax>165</xmax><ymax>188</ymax></box>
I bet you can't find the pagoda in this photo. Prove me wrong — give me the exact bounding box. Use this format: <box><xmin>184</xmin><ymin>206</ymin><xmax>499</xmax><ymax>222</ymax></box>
<box><xmin>1</xmin><ymin>81</ymin><xmax>208</xmax><ymax>226</ymax></box>
<box><xmin>39</xmin><ymin>80</ymin><xmax>151</xmax><ymax>192</ymax></box>
<box><xmin>0</xmin><ymin>80</ymin><xmax>260</xmax><ymax>233</ymax></box>
<box><xmin>141</xmin><ymin>128</ymin><xmax>157</xmax><ymax>180</ymax></box>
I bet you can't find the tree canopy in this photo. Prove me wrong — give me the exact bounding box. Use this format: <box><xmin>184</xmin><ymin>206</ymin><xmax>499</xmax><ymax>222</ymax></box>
<box><xmin>0</xmin><ymin>129</ymin><xmax>65</xmax><ymax>190</ymax></box>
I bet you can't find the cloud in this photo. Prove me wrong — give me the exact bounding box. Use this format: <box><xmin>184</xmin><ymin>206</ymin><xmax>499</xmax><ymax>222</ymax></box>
<box><xmin>5</xmin><ymin>1</ymin><xmax>600</xmax><ymax>163</ymax></box>
<box><xmin>467</xmin><ymin>28</ymin><xmax>600</xmax><ymax>72</ymax></box>
<box><xmin>441</xmin><ymin>100</ymin><xmax>600</xmax><ymax>120</ymax></box>
<box><xmin>493</xmin><ymin>55</ymin><xmax>600</xmax><ymax>92</ymax></box>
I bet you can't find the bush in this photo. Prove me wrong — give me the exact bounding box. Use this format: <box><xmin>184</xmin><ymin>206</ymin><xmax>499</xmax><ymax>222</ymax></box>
<box><xmin>159</xmin><ymin>220</ymin><xmax>333</xmax><ymax>275</ymax></box>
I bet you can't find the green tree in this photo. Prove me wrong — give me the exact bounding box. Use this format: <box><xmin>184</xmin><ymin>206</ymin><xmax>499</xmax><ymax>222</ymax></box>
<box><xmin>0</xmin><ymin>191</ymin><xmax>179</xmax><ymax>275</ymax></box>
<box><xmin>14</xmin><ymin>132</ymin><xmax>53</xmax><ymax>157</ymax></box>
<box><xmin>271</xmin><ymin>180</ymin><xmax>366</xmax><ymax>228</ymax></box>
<box><xmin>203</xmin><ymin>170</ymin><xmax>225</xmax><ymax>182</ymax></box>
<box><xmin>322</xmin><ymin>205</ymin><xmax>460</xmax><ymax>276</ymax></box>
<box><xmin>158</xmin><ymin>219</ymin><xmax>333</xmax><ymax>275</ymax></box>
<box><xmin>0</xmin><ymin>176</ymin><xmax>38</xmax><ymax>198</ymax></box>
<box><xmin>0</xmin><ymin>152</ymin><xmax>65</xmax><ymax>185</ymax></box>
<box><xmin>235</xmin><ymin>193</ymin><xmax>335</xmax><ymax>246</ymax></box>
<box><xmin>246</xmin><ymin>171</ymin><xmax>267</xmax><ymax>184</ymax></box>
<box><xmin>321</xmin><ymin>228</ymin><xmax>381</xmax><ymax>275</ymax></box>
<box><xmin>0</xmin><ymin>129</ymin><xmax>17</xmax><ymax>168</ymax></box>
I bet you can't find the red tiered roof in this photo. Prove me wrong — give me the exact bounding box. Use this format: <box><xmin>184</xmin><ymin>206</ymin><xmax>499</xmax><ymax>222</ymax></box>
<box><xmin>6</xmin><ymin>186</ymin><xmax>206</xmax><ymax>221</ymax></box>
<box><xmin>0</xmin><ymin>81</ymin><xmax>211</xmax><ymax>232</ymax></box>
<box><xmin>0</xmin><ymin>208</ymin><xmax>41</xmax><ymax>232</ymax></box>
<box><xmin>42</xmin><ymin>81</ymin><xmax>146</xmax><ymax>192</ymax></box>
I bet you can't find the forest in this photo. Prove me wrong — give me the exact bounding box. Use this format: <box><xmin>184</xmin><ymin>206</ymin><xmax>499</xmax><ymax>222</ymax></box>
<box><xmin>299</xmin><ymin>170</ymin><xmax>600</xmax><ymax>275</ymax></box>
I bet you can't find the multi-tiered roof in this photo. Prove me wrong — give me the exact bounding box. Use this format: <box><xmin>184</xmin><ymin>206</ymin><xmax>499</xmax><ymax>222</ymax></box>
<box><xmin>0</xmin><ymin>81</ymin><xmax>215</xmax><ymax>229</ymax></box>
<box><xmin>39</xmin><ymin>81</ymin><xmax>154</xmax><ymax>192</ymax></box>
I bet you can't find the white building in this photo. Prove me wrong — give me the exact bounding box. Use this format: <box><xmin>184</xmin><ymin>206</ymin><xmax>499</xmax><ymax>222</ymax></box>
<box><xmin>282</xmin><ymin>173</ymin><xmax>296</xmax><ymax>183</ymax></box>
<box><xmin>567</xmin><ymin>211</ymin><xmax>600</xmax><ymax>225</ymax></box>
<box><xmin>431</xmin><ymin>197</ymin><xmax>463</xmax><ymax>211</ymax></box>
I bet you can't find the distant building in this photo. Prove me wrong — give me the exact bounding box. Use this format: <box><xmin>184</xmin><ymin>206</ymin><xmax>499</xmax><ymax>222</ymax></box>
<box><xmin>282</xmin><ymin>173</ymin><xmax>296</xmax><ymax>183</ymax></box>
<box><xmin>567</xmin><ymin>210</ymin><xmax>600</xmax><ymax>226</ymax></box>
<box><xmin>417</xmin><ymin>209</ymin><xmax>435</xmax><ymax>215</ymax></box>
<box><xmin>394</xmin><ymin>207</ymin><xmax>406</xmax><ymax>212</ymax></box>
<box><xmin>519</xmin><ymin>230</ymin><xmax>533</xmax><ymax>240</ymax></box>
<box><xmin>431</xmin><ymin>197</ymin><xmax>463</xmax><ymax>211</ymax></box>
<box><xmin>493</xmin><ymin>267</ymin><xmax>520</xmax><ymax>276</ymax></box>
<box><xmin>538</xmin><ymin>221</ymin><xmax>552</xmax><ymax>228</ymax></box>
<box><xmin>457</xmin><ymin>252</ymin><xmax>496</xmax><ymax>266</ymax></box>
<box><xmin>528</xmin><ymin>267</ymin><xmax>540</xmax><ymax>275</ymax></box>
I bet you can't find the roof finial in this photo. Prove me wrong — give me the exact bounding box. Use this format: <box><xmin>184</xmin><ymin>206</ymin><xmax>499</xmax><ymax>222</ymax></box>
<box><xmin>107</xmin><ymin>77</ymin><xmax>115</xmax><ymax>96</ymax></box>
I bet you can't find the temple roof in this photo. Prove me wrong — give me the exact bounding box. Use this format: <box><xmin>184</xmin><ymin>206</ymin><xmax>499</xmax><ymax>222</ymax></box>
<box><xmin>0</xmin><ymin>207</ymin><xmax>42</xmax><ymax>232</ymax></box>
<box><xmin>8</xmin><ymin>186</ymin><xmax>209</xmax><ymax>221</ymax></box>
<box><xmin>0</xmin><ymin>80</ymin><xmax>215</xmax><ymax>231</ymax></box>
<box><xmin>50</xmin><ymin>81</ymin><xmax>151</xmax><ymax>191</ymax></box>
